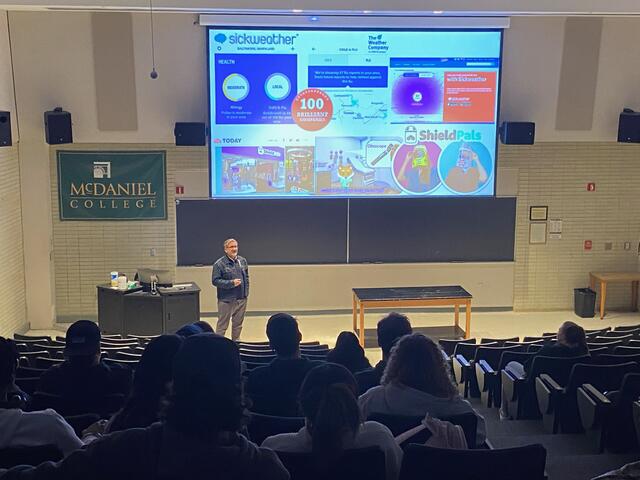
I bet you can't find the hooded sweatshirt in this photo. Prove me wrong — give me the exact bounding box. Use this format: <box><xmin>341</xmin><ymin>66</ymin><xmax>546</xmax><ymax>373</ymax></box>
<box><xmin>0</xmin><ymin>408</ymin><xmax>83</xmax><ymax>457</ymax></box>
<box><xmin>0</xmin><ymin>422</ymin><xmax>289</xmax><ymax>480</ymax></box>
<box><xmin>358</xmin><ymin>382</ymin><xmax>486</xmax><ymax>445</ymax></box>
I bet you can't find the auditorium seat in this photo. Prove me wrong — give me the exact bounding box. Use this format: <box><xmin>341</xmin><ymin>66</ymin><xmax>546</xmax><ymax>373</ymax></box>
<box><xmin>614</xmin><ymin>324</ymin><xmax>640</xmax><ymax>332</ymax></box>
<box><xmin>34</xmin><ymin>357</ymin><xmax>64</xmax><ymax>369</ymax></box>
<box><xmin>438</xmin><ymin>338</ymin><xmax>476</xmax><ymax>357</ymax></box>
<box><xmin>523</xmin><ymin>335</ymin><xmax>555</xmax><ymax>342</ymax></box>
<box><xmin>15</xmin><ymin>376</ymin><xmax>39</xmax><ymax>395</ymax></box>
<box><xmin>240</xmin><ymin>353</ymin><xmax>276</xmax><ymax>364</ymax></box>
<box><xmin>505</xmin><ymin>340</ymin><xmax>545</xmax><ymax>349</ymax></box>
<box><xmin>452</xmin><ymin>342</ymin><xmax>497</xmax><ymax>388</ymax></box>
<box><xmin>536</xmin><ymin>361</ymin><xmax>638</xmax><ymax>433</ymax></box>
<box><xmin>399</xmin><ymin>444</ymin><xmax>547</xmax><ymax>480</ymax></box>
<box><xmin>30</xmin><ymin>391</ymin><xmax>125</xmax><ymax>417</ymax></box>
<box><xmin>479</xmin><ymin>350</ymin><xmax>534</xmax><ymax>408</ymax></box>
<box><xmin>103</xmin><ymin>357</ymin><xmax>138</xmax><ymax>369</ymax></box>
<box><xmin>585</xmin><ymin>327</ymin><xmax>612</xmax><ymax>336</ymax></box>
<box><xmin>528</xmin><ymin>343</ymin><xmax>544</xmax><ymax>353</ymax></box>
<box><xmin>454</xmin><ymin>344</ymin><xmax>524</xmax><ymax>398</ymax></box>
<box><xmin>13</xmin><ymin>334</ymin><xmax>51</xmax><ymax>343</ymax></box>
<box><xmin>0</xmin><ymin>445</ymin><xmax>62</xmax><ymax>468</ymax></box>
<box><xmin>592</xmin><ymin>334</ymin><xmax>633</xmax><ymax>344</ymax></box>
<box><xmin>578</xmin><ymin>373</ymin><xmax>640</xmax><ymax>452</ymax></box>
<box><xmin>368</xmin><ymin>411</ymin><xmax>478</xmax><ymax>449</ymax></box>
<box><xmin>276</xmin><ymin>447</ymin><xmax>385</xmax><ymax>480</ymax></box>
<box><xmin>480</xmin><ymin>337</ymin><xmax>519</xmax><ymax>346</ymax></box>
<box><xmin>629</xmin><ymin>339</ymin><xmax>640</xmax><ymax>348</ymax></box>
<box><xmin>113</xmin><ymin>351</ymin><xmax>142</xmax><ymax>361</ymax></box>
<box><xmin>595</xmin><ymin>353</ymin><xmax>640</xmax><ymax>365</ymax></box>
<box><xmin>18</xmin><ymin>350</ymin><xmax>50</xmax><ymax>368</ymax></box>
<box><xmin>587</xmin><ymin>340</ymin><xmax>623</xmax><ymax>353</ymax></box>
<box><xmin>613</xmin><ymin>346</ymin><xmax>640</xmax><ymax>356</ymax></box>
<box><xmin>587</xmin><ymin>346</ymin><xmax>609</xmax><ymax>357</ymax></box>
<box><xmin>16</xmin><ymin>365</ymin><xmax>47</xmax><ymax>378</ymax></box>
<box><xmin>502</xmin><ymin>355</ymin><xmax>591</xmax><ymax>420</ymax></box>
<box><xmin>247</xmin><ymin>412</ymin><xmax>305</xmax><ymax>445</ymax></box>
<box><xmin>603</xmin><ymin>329</ymin><xmax>640</xmax><ymax>339</ymax></box>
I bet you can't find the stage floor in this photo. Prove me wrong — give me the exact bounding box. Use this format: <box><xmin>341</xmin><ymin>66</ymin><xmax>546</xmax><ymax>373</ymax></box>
<box><xmin>35</xmin><ymin>309</ymin><xmax>640</xmax><ymax>366</ymax></box>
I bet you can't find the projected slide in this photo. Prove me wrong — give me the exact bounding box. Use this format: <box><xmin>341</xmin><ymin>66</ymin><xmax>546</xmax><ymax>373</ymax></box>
<box><xmin>208</xmin><ymin>28</ymin><xmax>502</xmax><ymax>198</ymax></box>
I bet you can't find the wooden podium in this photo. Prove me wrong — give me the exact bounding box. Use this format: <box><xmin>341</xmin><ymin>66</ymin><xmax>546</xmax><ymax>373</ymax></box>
<box><xmin>97</xmin><ymin>282</ymin><xmax>200</xmax><ymax>335</ymax></box>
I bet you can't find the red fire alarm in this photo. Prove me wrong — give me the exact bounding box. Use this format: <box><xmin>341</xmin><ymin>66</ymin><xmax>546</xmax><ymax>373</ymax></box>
<box><xmin>586</xmin><ymin>183</ymin><xmax>596</xmax><ymax>191</ymax></box>
<box><xmin>584</xmin><ymin>240</ymin><xmax>593</xmax><ymax>251</ymax></box>
<box><xmin>175</xmin><ymin>185</ymin><xmax>184</xmax><ymax>195</ymax></box>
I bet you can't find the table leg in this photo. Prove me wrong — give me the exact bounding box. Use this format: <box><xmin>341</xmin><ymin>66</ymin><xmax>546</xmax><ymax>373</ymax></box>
<box><xmin>600</xmin><ymin>281</ymin><xmax>607</xmax><ymax>319</ymax></box>
<box><xmin>454</xmin><ymin>304</ymin><xmax>460</xmax><ymax>329</ymax></box>
<box><xmin>465</xmin><ymin>300</ymin><xmax>471</xmax><ymax>339</ymax></box>
<box><xmin>352</xmin><ymin>293</ymin><xmax>357</xmax><ymax>331</ymax></box>
<box><xmin>632</xmin><ymin>281</ymin><xmax>639</xmax><ymax>312</ymax></box>
<box><xmin>359</xmin><ymin>303</ymin><xmax>365</xmax><ymax>347</ymax></box>
<box><xmin>589</xmin><ymin>274</ymin><xmax>595</xmax><ymax>292</ymax></box>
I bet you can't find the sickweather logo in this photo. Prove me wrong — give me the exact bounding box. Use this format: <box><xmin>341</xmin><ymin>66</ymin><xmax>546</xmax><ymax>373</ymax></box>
<box><xmin>368</xmin><ymin>34</ymin><xmax>389</xmax><ymax>53</ymax></box>
<box><xmin>225</xmin><ymin>32</ymin><xmax>298</xmax><ymax>46</ymax></box>
<box><xmin>214</xmin><ymin>33</ymin><xmax>227</xmax><ymax>44</ymax></box>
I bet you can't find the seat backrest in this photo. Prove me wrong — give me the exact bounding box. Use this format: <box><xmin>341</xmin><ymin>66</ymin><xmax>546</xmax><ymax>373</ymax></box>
<box><xmin>630</xmin><ymin>340</ymin><xmax>640</xmax><ymax>348</ymax></box>
<box><xmin>454</xmin><ymin>342</ymin><xmax>497</xmax><ymax>359</ymax></box>
<box><xmin>300</xmin><ymin>344</ymin><xmax>330</xmax><ymax>352</ymax></box>
<box><xmin>614</xmin><ymin>346</ymin><xmax>640</xmax><ymax>356</ymax></box>
<box><xmin>587</xmin><ymin>340</ymin><xmax>623</xmax><ymax>353</ymax></box>
<box><xmin>522</xmin><ymin>336</ymin><xmax>554</xmax><ymax>342</ymax></box>
<box><xmin>438</xmin><ymin>338</ymin><xmax>476</xmax><ymax>357</ymax></box>
<box><xmin>15</xmin><ymin>377</ymin><xmax>39</xmax><ymax>395</ymax></box>
<box><xmin>593</xmin><ymin>335</ymin><xmax>633</xmax><ymax>344</ymax></box>
<box><xmin>474</xmin><ymin>345</ymin><xmax>525</xmax><ymax>369</ymax></box>
<box><xmin>585</xmin><ymin>327</ymin><xmax>612</xmax><ymax>335</ymax></box>
<box><xmin>240</xmin><ymin>353</ymin><xmax>276</xmax><ymax>364</ymax></box>
<box><xmin>619</xmin><ymin>373</ymin><xmax>640</xmax><ymax>403</ymax></box>
<box><xmin>615</xmin><ymin>324</ymin><xmax>640</xmax><ymax>332</ymax></box>
<box><xmin>399</xmin><ymin>443</ymin><xmax>547</xmax><ymax>480</ymax></box>
<box><xmin>604</xmin><ymin>330</ymin><xmax>640</xmax><ymax>338</ymax></box>
<box><xmin>31</xmin><ymin>391</ymin><xmax>125</xmax><ymax>417</ymax></box>
<box><xmin>247</xmin><ymin>412</ymin><xmax>305</xmax><ymax>445</ymax></box>
<box><xmin>566</xmin><ymin>362</ymin><xmax>638</xmax><ymax>395</ymax></box>
<box><xmin>34</xmin><ymin>356</ymin><xmax>64</xmax><ymax>369</ymax></box>
<box><xmin>499</xmin><ymin>351</ymin><xmax>535</xmax><ymax>370</ymax></box>
<box><xmin>368</xmin><ymin>411</ymin><xmax>478</xmax><ymax>449</ymax></box>
<box><xmin>528</xmin><ymin>343</ymin><xmax>544</xmax><ymax>353</ymax></box>
<box><xmin>0</xmin><ymin>444</ymin><xmax>63</xmax><ymax>468</ymax></box>
<box><xmin>587</xmin><ymin>346</ymin><xmax>609</xmax><ymax>357</ymax></box>
<box><xmin>276</xmin><ymin>447</ymin><xmax>385</xmax><ymax>480</ymax></box>
<box><xmin>13</xmin><ymin>334</ymin><xmax>51</xmax><ymax>343</ymax></box>
<box><xmin>16</xmin><ymin>365</ymin><xmax>47</xmax><ymax>378</ymax></box>
<box><xmin>480</xmin><ymin>337</ymin><xmax>519</xmax><ymax>346</ymax></box>
<box><xmin>528</xmin><ymin>355</ymin><xmax>592</xmax><ymax>386</ymax></box>
<box><xmin>597</xmin><ymin>354</ymin><xmax>640</xmax><ymax>365</ymax></box>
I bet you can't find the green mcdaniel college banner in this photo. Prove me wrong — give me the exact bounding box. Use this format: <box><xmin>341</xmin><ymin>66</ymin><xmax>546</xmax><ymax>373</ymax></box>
<box><xmin>57</xmin><ymin>151</ymin><xmax>167</xmax><ymax>220</ymax></box>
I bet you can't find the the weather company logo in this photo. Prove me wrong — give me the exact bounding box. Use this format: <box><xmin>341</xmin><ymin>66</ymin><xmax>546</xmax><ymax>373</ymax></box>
<box><xmin>368</xmin><ymin>34</ymin><xmax>389</xmax><ymax>53</ymax></box>
<box><xmin>214</xmin><ymin>33</ymin><xmax>227</xmax><ymax>44</ymax></box>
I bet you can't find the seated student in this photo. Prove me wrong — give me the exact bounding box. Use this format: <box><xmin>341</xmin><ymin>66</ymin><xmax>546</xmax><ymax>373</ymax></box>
<box><xmin>355</xmin><ymin>312</ymin><xmax>412</xmax><ymax>394</ymax></box>
<box><xmin>0</xmin><ymin>337</ymin><xmax>83</xmax><ymax>457</ymax></box>
<box><xmin>326</xmin><ymin>331</ymin><xmax>372</xmax><ymax>374</ymax></box>
<box><xmin>37</xmin><ymin>320</ymin><xmax>131</xmax><ymax>403</ymax></box>
<box><xmin>246</xmin><ymin>313</ymin><xmax>323</xmax><ymax>416</ymax></box>
<box><xmin>511</xmin><ymin>321</ymin><xmax>589</xmax><ymax>377</ymax></box>
<box><xmin>359</xmin><ymin>333</ymin><xmax>486</xmax><ymax>446</ymax></box>
<box><xmin>106</xmin><ymin>334</ymin><xmax>183</xmax><ymax>433</ymax></box>
<box><xmin>0</xmin><ymin>334</ymin><xmax>289</xmax><ymax>480</ymax></box>
<box><xmin>193</xmin><ymin>320</ymin><xmax>214</xmax><ymax>333</ymax></box>
<box><xmin>499</xmin><ymin>321</ymin><xmax>588</xmax><ymax>419</ymax></box>
<box><xmin>262</xmin><ymin>363</ymin><xmax>402</xmax><ymax>480</ymax></box>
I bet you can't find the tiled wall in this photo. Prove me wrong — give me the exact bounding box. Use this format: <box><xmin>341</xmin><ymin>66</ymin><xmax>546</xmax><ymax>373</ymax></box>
<box><xmin>50</xmin><ymin>144</ymin><xmax>206</xmax><ymax>322</ymax></box>
<box><xmin>503</xmin><ymin>142</ymin><xmax>640</xmax><ymax>310</ymax></box>
<box><xmin>0</xmin><ymin>146</ymin><xmax>27</xmax><ymax>336</ymax></box>
<box><xmin>49</xmin><ymin>142</ymin><xmax>640</xmax><ymax>319</ymax></box>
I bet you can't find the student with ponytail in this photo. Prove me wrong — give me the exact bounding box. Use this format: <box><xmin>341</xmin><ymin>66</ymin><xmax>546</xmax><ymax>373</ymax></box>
<box><xmin>262</xmin><ymin>363</ymin><xmax>402</xmax><ymax>480</ymax></box>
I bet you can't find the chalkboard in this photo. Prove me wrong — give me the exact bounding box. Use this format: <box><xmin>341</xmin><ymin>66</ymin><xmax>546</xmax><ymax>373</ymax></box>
<box><xmin>348</xmin><ymin>197</ymin><xmax>516</xmax><ymax>263</ymax></box>
<box><xmin>176</xmin><ymin>199</ymin><xmax>348</xmax><ymax>265</ymax></box>
<box><xmin>176</xmin><ymin>197</ymin><xmax>516</xmax><ymax>265</ymax></box>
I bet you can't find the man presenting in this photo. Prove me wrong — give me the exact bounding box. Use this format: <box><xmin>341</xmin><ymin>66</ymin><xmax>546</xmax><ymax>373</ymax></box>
<box><xmin>212</xmin><ymin>238</ymin><xmax>249</xmax><ymax>341</ymax></box>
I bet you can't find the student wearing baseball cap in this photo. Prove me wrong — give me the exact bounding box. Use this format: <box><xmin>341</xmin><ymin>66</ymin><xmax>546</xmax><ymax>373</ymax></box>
<box><xmin>37</xmin><ymin>320</ymin><xmax>131</xmax><ymax>405</ymax></box>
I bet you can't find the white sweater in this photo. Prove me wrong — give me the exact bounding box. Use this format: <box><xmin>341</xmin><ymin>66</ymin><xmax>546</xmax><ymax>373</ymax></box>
<box><xmin>262</xmin><ymin>421</ymin><xmax>403</xmax><ymax>480</ymax></box>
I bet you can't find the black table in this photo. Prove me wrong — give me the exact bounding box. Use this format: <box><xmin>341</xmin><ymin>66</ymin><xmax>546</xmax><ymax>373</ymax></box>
<box><xmin>352</xmin><ymin>286</ymin><xmax>473</xmax><ymax>346</ymax></box>
<box><xmin>97</xmin><ymin>282</ymin><xmax>200</xmax><ymax>335</ymax></box>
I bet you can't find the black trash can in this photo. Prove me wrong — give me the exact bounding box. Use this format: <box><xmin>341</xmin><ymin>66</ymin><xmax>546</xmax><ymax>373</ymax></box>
<box><xmin>574</xmin><ymin>288</ymin><xmax>596</xmax><ymax>318</ymax></box>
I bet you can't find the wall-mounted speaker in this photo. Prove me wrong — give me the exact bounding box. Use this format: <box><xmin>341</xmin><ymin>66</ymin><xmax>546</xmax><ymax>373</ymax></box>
<box><xmin>44</xmin><ymin>108</ymin><xmax>72</xmax><ymax>145</ymax></box>
<box><xmin>0</xmin><ymin>111</ymin><xmax>11</xmax><ymax>147</ymax></box>
<box><xmin>617</xmin><ymin>109</ymin><xmax>640</xmax><ymax>143</ymax></box>
<box><xmin>499</xmin><ymin>122</ymin><xmax>535</xmax><ymax>145</ymax></box>
<box><xmin>174</xmin><ymin>122</ymin><xmax>207</xmax><ymax>146</ymax></box>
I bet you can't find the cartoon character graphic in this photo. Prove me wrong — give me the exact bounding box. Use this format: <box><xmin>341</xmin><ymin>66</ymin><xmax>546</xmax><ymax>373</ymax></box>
<box><xmin>397</xmin><ymin>145</ymin><xmax>432</xmax><ymax>192</ymax></box>
<box><xmin>444</xmin><ymin>143</ymin><xmax>488</xmax><ymax>193</ymax></box>
<box><xmin>337</xmin><ymin>161</ymin><xmax>354</xmax><ymax>188</ymax></box>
